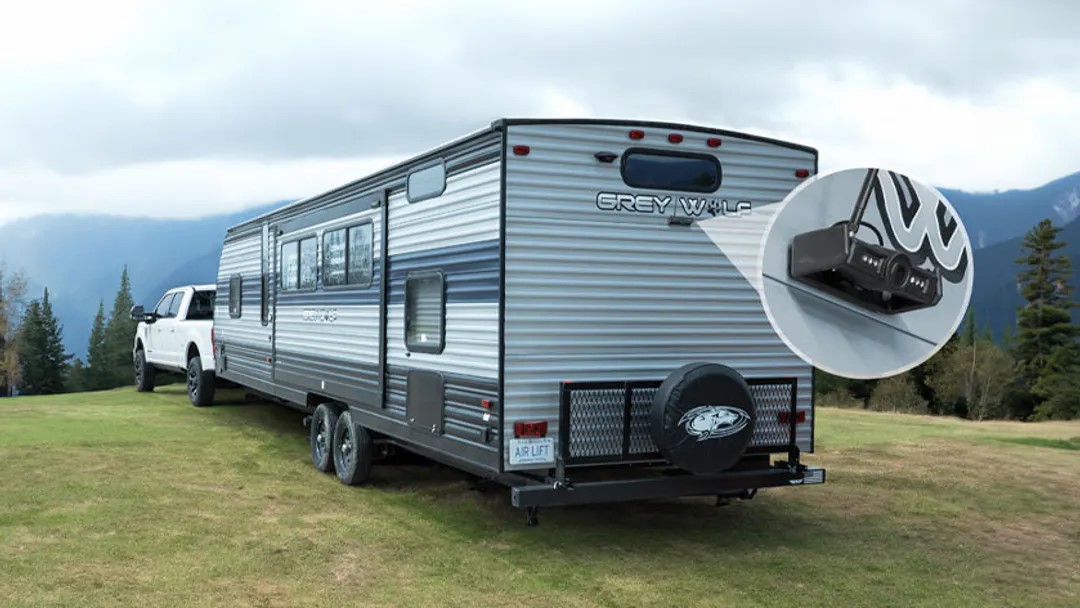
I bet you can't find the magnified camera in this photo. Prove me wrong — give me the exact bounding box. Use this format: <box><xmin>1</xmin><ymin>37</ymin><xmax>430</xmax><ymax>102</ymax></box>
<box><xmin>788</xmin><ymin>169</ymin><xmax>942</xmax><ymax>314</ymax></box>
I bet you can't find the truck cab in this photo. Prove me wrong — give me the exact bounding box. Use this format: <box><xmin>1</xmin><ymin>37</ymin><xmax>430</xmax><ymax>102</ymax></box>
<box><xmin>131</xmin><ymin>284</ymin><xmax>217</xmax><ymax>406</ymax></box>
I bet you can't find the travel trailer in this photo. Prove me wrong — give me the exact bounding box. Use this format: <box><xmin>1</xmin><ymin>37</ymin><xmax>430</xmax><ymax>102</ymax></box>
<box><xmin>212</xmin><ymin>119</ymin><xmax>825</xmax><ymax>524</ymax></box>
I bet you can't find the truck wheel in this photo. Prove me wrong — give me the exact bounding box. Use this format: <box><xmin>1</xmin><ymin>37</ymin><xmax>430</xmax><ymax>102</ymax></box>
<box><xmin>134</xmin><ymin>349</ymin><xmax>155</xmax><ymax>392</ymax></box>
<box><xmin>186</xmin><ymin>356</ymin><xmax>216</xmax><ymax>407</ymax></box>
<box><xmin>310</xmin><ymin>403</ymin><xmax>341</xmax><ymax>473</ymax></box>
<box><xmin>332</xmin><ymin>410</ymin><xmax>372</xmax><ymax>486</ymax></box>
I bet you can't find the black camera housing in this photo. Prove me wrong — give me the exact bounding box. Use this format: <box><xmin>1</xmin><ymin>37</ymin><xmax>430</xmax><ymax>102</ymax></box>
<box><xmin>789</xmin><ymin>223</ymin><xmax>942</xmax><ymax>314</ymax></box>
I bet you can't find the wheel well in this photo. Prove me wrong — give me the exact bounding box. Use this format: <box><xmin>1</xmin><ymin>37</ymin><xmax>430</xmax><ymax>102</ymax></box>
<box><xmin>187</xmin><ymin>343</ymin><xmax>200</xmax><ymax>363</ymax></box>
<box><xmin>306</xmin><ymin>393</ymin><xmax>340</xmax><ymax>412</ymax></box>
<box><xmin>135</xmin><ymin>339</ymin><xmax>144</xmax><ymax>352</ymax></box>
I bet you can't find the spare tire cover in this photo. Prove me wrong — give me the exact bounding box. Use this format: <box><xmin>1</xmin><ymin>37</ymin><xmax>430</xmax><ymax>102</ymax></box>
<box><xmin>651</xmin><ymin>363</ymin><xmax>756</xmax><ymax>475</ymax></box>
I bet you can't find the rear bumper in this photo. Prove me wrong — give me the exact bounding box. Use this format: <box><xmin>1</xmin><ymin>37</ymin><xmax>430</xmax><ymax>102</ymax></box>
<box><xmin>510</xmin><ymin>466</ymin><xmax>825</xmax><ymax>509</ymax></box>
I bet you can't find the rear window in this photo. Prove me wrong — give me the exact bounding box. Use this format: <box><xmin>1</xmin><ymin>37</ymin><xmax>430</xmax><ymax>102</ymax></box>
<box><xmin>621</xmin><ymin>149</ymin><xmax>721</xmax><ymax>193</ymax></box>
<box><xmin>187</xmin><ymin>290</ymin><xmax>215</xmax><ymax>320</ymax></box>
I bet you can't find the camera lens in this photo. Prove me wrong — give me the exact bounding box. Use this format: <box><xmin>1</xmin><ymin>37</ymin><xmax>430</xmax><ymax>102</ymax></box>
<box><xmin>887</xmin><ymin>254</ymin><xmax>911</xmax><ymax>289</ymax></box>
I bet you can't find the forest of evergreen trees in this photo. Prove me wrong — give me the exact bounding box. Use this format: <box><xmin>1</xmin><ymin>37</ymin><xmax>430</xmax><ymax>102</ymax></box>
<box><xmin>0</xmin><ymin>267</ymin><xmax>137</xmax><ymax>396</ymax></box>
<box><xmin>818</xmin><ymin>218</ymin><xmax>1080</xmax><ymax>420</ymax></box>
<box><xmin>0</xmin><ymin>217</ymin><xmax>1077</xmax><ymax>420</ymax></box>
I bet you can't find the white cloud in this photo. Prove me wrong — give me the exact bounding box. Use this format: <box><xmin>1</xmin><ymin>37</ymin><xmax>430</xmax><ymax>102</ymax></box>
<box><xmin>0</xmin><ymin>155</ymin><xmax>401</xmax><ymax>224</ymax></box>
<box><xmin>0</xmin><ymin>0</ymin><xmax>1078</xmax><ymax>223</ymax></box>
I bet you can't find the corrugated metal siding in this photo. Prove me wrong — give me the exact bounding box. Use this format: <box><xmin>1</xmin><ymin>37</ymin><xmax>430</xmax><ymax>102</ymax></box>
<box><xmin>386</xmin><ymin>158</ymin><xmax>503</xmax><ymax>462</ymax></box>
<box><xmin>272</xmin><ymin>205</ymin><xmax>382</xmax><ymax>405</ymax></box>
<box><xmin>384</xmin><ymin>157</ymin><xmax>502</xmax><ymax>458</ymax></box>
<box><xmin>385</xmin><ymin>161</ymin><xmax>501</xmax><ymax>380</ymax></box>
<box><xmin>216</xmin><ymin>233</ymin><xmax>272</xmax><ymax>385</ymax></box>
<box><xmin>502</xmin><ymin>123</ymin><xmax>816</xmax><ymax>470</ymax></box>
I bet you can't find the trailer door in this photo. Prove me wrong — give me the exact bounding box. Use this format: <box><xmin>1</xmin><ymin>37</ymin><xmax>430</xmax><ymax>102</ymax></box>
<box><xmin>264</xmin><ymin>222</ymin><xmax>279</xmax><ymax>382</ymax></box>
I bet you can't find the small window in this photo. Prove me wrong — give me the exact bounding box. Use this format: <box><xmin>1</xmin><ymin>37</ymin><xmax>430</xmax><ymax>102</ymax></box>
<box><xmin>187</xmin><ymin>290</ymin><xmax>215</xmax><ymax>321</ymax></box>
<box><xmin>154</xmin><ymin>293</ymin><xmax>176</xmax><ymax>318</ymax></box>
<box><xmin>405</xmin><ymin>271</ymin><xmax>445</xmax><ymax>354</ymax></box>
<box><xmin>347</xmin><ymin>224</ymin><xmax>373</xmax><ymax>287</ymax></box>
<box><xmin>323</xmin><ymin>223</ymin><xmax>373</xmax><ymax>289</ymax></box>
<box><xmin>280</xmin><ymin>237</ymin><xmax>317</xmax><ymax>290</ymax></box>
<box><xmin>621</xmin><ymin>149</ymin><xmax>721</xmax><ymax>193</ymax></box>
<box><xmin>229</xmin><ymin>276</ymin><xmax>242</xmax><ymax>318</ymax></box>
<box><xmin>323</xmin><ymin>228</ymin><xmax>347</xmax><ymax>287</ymax></box>
<box><xmin>299</xmin><ymin>238</ymin><xmax>317</xmax><ymax>289</ymax></box>
<box><xmin>406</xmin><ymin>162</ymin><xmax>446</xmax><ymax>202</ymax></box>
<box><xmin>280</xmin><ymin>241</ymin><xmax>299</xmax><ymax>290</ymax></box>
<box><xmin>167</xmin><ymin>293</ymin><xmax>184</xmax><ymax>318</ymax></box>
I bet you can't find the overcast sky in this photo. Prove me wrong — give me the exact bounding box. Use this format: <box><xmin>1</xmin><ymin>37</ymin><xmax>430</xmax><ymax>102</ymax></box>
<box><xmin>1</xmin><ymin>0</ymin><xmax>1078</xmax><ymax>224</ymax></box>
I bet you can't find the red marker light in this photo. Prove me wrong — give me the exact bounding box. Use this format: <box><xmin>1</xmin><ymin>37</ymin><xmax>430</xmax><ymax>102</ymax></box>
<box><xmin>481</xmin><ymin>399</ymin><xmax>492</xmax><ymax>409</ymax></box>
<box><xmin>628</xmin><ymin>129</ymin><xmax>645</xmax><ymax>140</ymax></box>
<box><xmin>514</xmin><ymin>421</ymin><xmax>548</xmax><ymax>438</ymax></box>
<box><xmin>778</xmin><ymin>410</ymin><xmax>807</xmax><ymax>424</ymax></box>
<box><xmin>512</xmin><ymin>145</ymin><xmax>530</xmax><ymax>156</ymax></box>
<box><xmin>667</xmin><ymin>133</ymin><xmax>684</xmax><ymax>144</ymax></box>
<box><xmin>795</xmin><ymin>169</ymin><xmax>811</xmax><ymax>178</ymax></box>
<box><xmin>706</xmin><ymin>137</ymin><xmax>722</xmax><ymax>148</ymax></box>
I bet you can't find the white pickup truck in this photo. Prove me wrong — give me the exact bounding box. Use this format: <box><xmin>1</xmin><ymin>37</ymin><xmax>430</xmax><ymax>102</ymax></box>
<box><xmin>130</xmin><ymin>284</ymin><xmax>217</xmax><ymax>406</ymax></box>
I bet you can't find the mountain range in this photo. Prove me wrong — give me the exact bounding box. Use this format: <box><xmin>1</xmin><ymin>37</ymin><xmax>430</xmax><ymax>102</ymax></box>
<box><xmin>1</xmin><ymin>172</ymin><xmax>1079</xmax><ymax>357</ymax></box>
<box><xmin>0</xmin><ymin>203</ymin><xmax>280</xmax><ymax>358</ymax></box>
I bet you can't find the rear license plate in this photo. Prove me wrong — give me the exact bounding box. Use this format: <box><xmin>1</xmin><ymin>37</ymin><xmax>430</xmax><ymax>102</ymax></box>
<box><xmin>509</xmin><ymin>437</ymin><xmax>555</xmax><ymax>466</ymax></box>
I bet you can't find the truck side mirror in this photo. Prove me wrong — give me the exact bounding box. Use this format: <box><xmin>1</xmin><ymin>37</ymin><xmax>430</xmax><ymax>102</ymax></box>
<box><xmin>130</xmin><ymin>305</ymin><xmax>156</xmax><ymax>323</ymax></box>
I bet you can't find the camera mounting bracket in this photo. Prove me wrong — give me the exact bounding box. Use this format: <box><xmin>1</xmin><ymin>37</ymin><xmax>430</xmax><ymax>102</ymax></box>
<box><xmin>788</xmin><ymin>169</ymin><xmax>942</xmax><ymax>314</ymax></box>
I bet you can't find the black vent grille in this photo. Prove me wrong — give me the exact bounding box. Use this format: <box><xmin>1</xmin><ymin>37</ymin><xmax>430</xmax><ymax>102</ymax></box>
<box><xmin>559</xmin><ymin>378</ymin><xmax>799</xmax><ymax>466</ymax></box>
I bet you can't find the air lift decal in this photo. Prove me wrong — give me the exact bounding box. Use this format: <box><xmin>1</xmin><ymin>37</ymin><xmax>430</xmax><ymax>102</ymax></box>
<box><xmin>596</xmin><ymin>191</ymin><xmax>751</xmax><ymax>218</ymax></box>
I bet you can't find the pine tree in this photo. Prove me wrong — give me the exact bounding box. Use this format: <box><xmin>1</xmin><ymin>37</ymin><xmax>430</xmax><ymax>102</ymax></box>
<box><xmin>17</xmin><ymin>300</ymin><xmax>45</xmax><ymax>393</ymax></box>
<box><xmin>1013</xmin><ymin>219</ymin><xmax>1079</xmax><ymax>418</ymax></box>
<box><xmin>40</xmin><ymin>289</ymin><xmax>72</xmax><ymax>392</ymax></box>
<box><xmin>1031</xmin><ymin>341</ymin><xmax>1080</xmax><ymax>420</ymax></box>
<box><xmin>84</xmin><ymin>300</ymin><xmax>110</xmax><ymax>390</ymax></box>
<box><xmin>17</xmin><ymin>289</ymin><xmax>71</xmax><ymax>395</ymax></box>
<box><xmin>102</xmin><ymin>267</ymin><xmax>137</xmax><ymax>388</ymax></box>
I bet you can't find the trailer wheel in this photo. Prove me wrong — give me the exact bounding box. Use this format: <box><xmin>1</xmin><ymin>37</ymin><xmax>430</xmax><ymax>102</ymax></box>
<box><xmin>310</xmin><ymin>403</ymin><xmax>341</xmax><ymax>473</ymax></box>
<box><xmin>332</xmin><ymin>410</ymin><xmax>373</xmax><ymax>486</ymax></box>
<box><xmin>186</xmin><ymin>356</ymin><xmax>216</xmax><ymax>407</ymax></box>
<box><xmin>134</xmin><ymin>349</ymin><xmax>155</xmax><ymax>392</ymax></box>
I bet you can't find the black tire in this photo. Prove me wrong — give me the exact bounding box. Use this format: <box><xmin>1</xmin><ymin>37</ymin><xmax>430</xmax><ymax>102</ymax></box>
<box><xmin>332</xmin><ymin>410</ymin><xmax>373</xmax><ymax>486</ymax></box>
<box><xmin>651</xmin><ymin>362</ymin><xmax>757</xmax><ymax>475</ymax></box>
<box><xmin>186</xmin><ymin>356</ymin><xmax>216</xmax><ymax>407</ymax></box>
<box><xmin>310</xmin><ymin>403</ymin><xmax>342</xmax><ymax>473</ymax></box>
<box><xmin>134</xmin><ymin>349</ymin><xmax>155</xmax><ymax>392</ymax></box>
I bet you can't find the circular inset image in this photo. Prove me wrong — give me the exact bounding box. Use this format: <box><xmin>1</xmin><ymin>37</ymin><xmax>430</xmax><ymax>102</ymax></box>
<box><xmin>760</xmin><ymin>168</ymin><xmax>973</xmax><ymax>379</ymax></box>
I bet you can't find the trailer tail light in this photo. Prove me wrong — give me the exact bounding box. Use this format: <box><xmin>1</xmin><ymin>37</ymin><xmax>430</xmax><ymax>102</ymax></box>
<box><xmin>778</xmin><ymin>410</ymin><xmax>807</xmax><ymax>424</ymax></box>
<box><xmin>706</xmin><ymin>137</ymin><xmax>722</xmax><ymax>148</ymax></box>
<box><xmin>628</xmin><ymin>129</ymin><xmax>645</xmax><ymax>140</ymax></box>
<box><xmin>795</xmin><ymin>169</ymin><xmax>811</xmax><ymax>178</ymax></box>
<box><xmin>512</xmin><ymin>145</ymin><xmax>530</xmax><ymax>156</ymax></box>
<box><xmin>514</xmin><ymin>421</ymin><xmax>548</xmax><ymax>438</ymax></box>
<box><xmin>667</xmin><ymin>133</ymin><xmax>684</xmax><ymax>144</ymax></box>
<box><xmin>481</xmin><ymin>399</ymin><xmax>492</xmax><ymax>409</ymax></box>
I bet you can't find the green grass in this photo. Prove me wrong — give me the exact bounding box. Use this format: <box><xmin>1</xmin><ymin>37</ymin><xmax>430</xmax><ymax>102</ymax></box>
<box><xmin>1</xmin><ymin>387</ymin><xmax>1078</xmax><ymax>607</ymax></box>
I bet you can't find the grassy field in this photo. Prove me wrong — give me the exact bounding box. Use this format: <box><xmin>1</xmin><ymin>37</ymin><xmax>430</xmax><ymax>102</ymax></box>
<box><xmin>1</xmin><ymin>387</ymin><xmax>1077</xmax><ymax>607</ymax></box>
